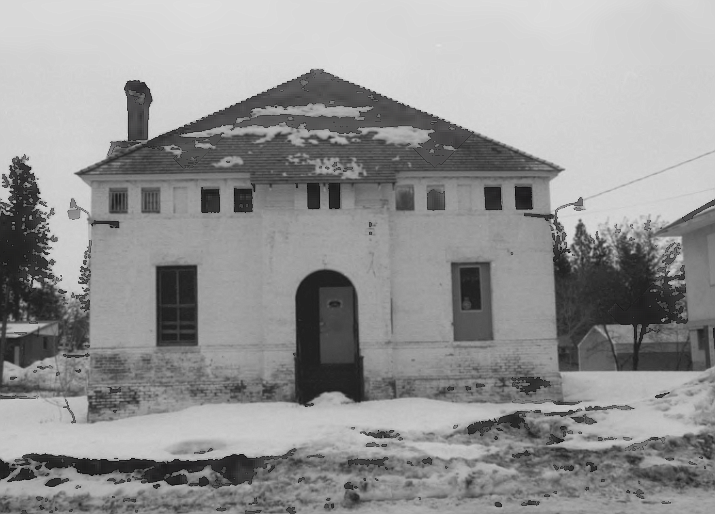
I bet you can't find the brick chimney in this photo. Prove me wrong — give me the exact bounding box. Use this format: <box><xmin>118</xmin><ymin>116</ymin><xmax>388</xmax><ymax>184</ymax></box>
<box><xmin>124</xmin><ymin>80</ymin><xmax>152</xmax><ymax>141</ymax></box>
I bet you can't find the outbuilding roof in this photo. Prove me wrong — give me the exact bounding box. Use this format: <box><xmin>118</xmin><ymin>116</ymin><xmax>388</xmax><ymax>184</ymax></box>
<box><xmin>578</xmin><ymin>324</ymin><xmax>689</xmax><ymax>352</ymax></box>
<box><xmin>76</xmin><ymin>69</ymin><xmax>563</xmax><ymax>183</ymax></box>
<box><xmin>3</xmin><ymin>321</ymin><xmax>59</xmax><ymax>339</ymax></box>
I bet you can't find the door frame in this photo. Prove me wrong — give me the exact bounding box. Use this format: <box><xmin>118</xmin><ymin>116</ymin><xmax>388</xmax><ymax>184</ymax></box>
<box><xmin>295</xmin><ymin>269</ymin><xmax>363</xmax><ymax>403</ymax></box>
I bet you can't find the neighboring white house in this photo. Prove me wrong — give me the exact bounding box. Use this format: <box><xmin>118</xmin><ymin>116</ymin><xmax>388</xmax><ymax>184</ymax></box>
<box><xmin>74</xmin><ymin>70</ymin><xmax>565</xmax><ymax>422</ymax></box>
<box><xmin>577</xmin><ymin>324</ymin><xmax>691</xmax><ymax>371</ymax></box>
<box><xmin>656</xmin><ymin>198</ymin><xmax>715</xmax><ymax>370</ymax></box>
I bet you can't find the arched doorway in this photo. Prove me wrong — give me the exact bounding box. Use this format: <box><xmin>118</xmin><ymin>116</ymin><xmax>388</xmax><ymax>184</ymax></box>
<box><xmin>295</xmin><ymin>270</ymin><xmax>363</xmax><ymax>404</ymax></box>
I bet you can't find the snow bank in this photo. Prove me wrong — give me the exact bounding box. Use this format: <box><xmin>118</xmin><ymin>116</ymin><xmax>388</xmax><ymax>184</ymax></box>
<box><xmin>2</xmin><ymin>355</ymin><xmax>88</xmax><ymax>393</ymax></box>
<box><xmin>562</xmin><ymin>371</ymin><xmax>701</xmax><ymax>403</ymax></box>
<box><xmin>2</xmin><ymin>361</ymin><xmax>25</xmax><ymax>384</ymax></box>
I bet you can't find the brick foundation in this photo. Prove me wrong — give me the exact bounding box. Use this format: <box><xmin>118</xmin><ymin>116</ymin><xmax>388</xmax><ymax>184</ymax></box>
<box><xmin>87</xmin><ymin>338</ymin><xmax>562</xmax><ymax>422</ymax></box>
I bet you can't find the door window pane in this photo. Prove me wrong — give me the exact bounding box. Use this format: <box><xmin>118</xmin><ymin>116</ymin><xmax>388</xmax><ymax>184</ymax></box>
<box><xmin>178</xmin><ymin>270</ymin><xmax>196</xmax><ymax>304</ymax></box>
<box><xmin>459</xmin><ymin>267</ymin><xmax>482</xmax><ymax>311</ymax></box>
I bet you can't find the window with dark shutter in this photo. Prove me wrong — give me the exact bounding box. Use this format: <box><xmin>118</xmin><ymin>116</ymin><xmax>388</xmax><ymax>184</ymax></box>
<box><xmin>515</xmin><ymin>186</ymin><xmax>533</xmax><ymax>210</ymax></box>
<box><xmin>427</xmin><ymin>185</ymin><xmax>445</xmax><ymax>211</ymax></box>
<box><xmin>142</xmin><ymin>188</ymin><xmax>161</xmax><ymax>213</ymax></box>
<box><xmin>234</xmin><ymin>188</ymin><xmax>253</xmax><ymax>212</ymax></box>
<box><xmin>395</xmin><ymin>185</ymin><xmax>414</xmax><ymax>211</ymax></box>
<box><xmin>329</xmin><ymin>183</ymin><xmax>341</xmax><ymax>209</ymax></box>
<box><xmin>157</xmin><ymin>266</ymin><xmax>197</xmax><ymax>346</ymax></box>
<box><xmin>109</xmin><ymin>188</ymin><xmax>128</xmax><ymax>213</ymax></box>
<box><xmin>201</xmin><ymin>188</ymin><xmax>220</xmax><ymax>213</ymax></box>
<box><xmin>484</xmin><ymin>186</ymin><xmax>502</xmax><ymax>210</ymax></box>
<box><xmin>307</xmin><ymin>183</ymin><xmax>320</xmax><ymax>209</ymax></box>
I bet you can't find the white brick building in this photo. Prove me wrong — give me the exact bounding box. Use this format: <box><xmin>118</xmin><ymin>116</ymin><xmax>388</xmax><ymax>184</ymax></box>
<box><xmin>75</xmin><ymin>70</ymin><xmax>564</xmax><ymax>422</ymax></box>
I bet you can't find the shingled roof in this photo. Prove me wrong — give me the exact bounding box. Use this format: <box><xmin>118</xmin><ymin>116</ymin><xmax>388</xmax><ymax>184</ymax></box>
<box><xmin>77</xmin><ymin>69</ymin><xmax>563</xmax><ymax>183</ymax></box>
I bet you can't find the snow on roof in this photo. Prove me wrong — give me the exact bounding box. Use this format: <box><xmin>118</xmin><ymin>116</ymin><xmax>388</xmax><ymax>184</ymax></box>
<box><xmin>246</xmin><ymin>103</ymin><xmax>373</xmax><ymax>119</ymax></box>
<box><xmin>286</xmin><ymin>154</ymin><xmax>367</xmax><ymax>179</ymax></box>
<box><xmin>3</xmin><ymin>321</ymin><xmax>59</xmax><ymax>339</ymax></box>
<box><xmin>182</xmin><ymin>121</ymin><xmax>432</xmax><ymax>148</ymax></box>
<box><xmin>212</xmin><ymin>156</ymin><xmax>244</xmax><ymax>168</ymax></box>
<box><xmin>357</xmin><ymin>126</ymin><xmax>433</xmax><ymax>148</ymax></box>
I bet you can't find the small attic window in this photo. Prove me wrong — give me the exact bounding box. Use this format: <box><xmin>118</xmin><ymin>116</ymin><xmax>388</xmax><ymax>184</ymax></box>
<box><xmin>395</xmin><ymin>185</ymin><xmax>414</xmax><ymax>211</ymax></box>
<box><xmin>484</xmin><ymin>186</ymin><xmax>502</xmax><ymax>210</ymax></box>
<box><xmin>142</xmin><ymin>188</ymin><xmax>161</xmax><ymax>213</ymax></box>
<box><xmin>234</xmin><ymin>188</ymin><xmax>253</xmax><ymax>213</ymax></box>
<box><xmin>514</xmin><ymin>186</ymin><xmax>533</xmax><ymax>210</ymax></box>
<box><xmin>427</xmin><ymin>185</ymin><xmax>445</xmax><ymax>211</ymax></box>
<box><xmin>109</xmin><ymin>188</ymin><xmax>128</xmax><ymax>213</ymax></box>
<box><xmin>307</xmin><ymin>183</ymin><xmax>320</xmax><ymax>209</ymax></box>
<box><xmin>329</xmin><ymin>183</ymin><xmax>341</xmax><ymax>209</ymax></box>
<box><xmin>201</xmin><ymin>188</ymin><xmax>220</xmax><ymax>213</ymax></box>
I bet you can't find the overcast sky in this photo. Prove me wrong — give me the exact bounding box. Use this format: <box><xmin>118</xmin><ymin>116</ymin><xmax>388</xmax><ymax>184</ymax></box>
<box><xmin>2</xmin><ymin>0</ymin><xmax>715</xmax><ymax>294</ymax></box>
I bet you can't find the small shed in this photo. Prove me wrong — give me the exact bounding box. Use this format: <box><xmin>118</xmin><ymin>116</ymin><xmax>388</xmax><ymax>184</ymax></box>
<box><xmin>2</xmin><ymin>321</ymin><xmax>60</xmax><ymax>368</ymax></box>
<box><xmin>578</xmin><ymin>324</ymin><xmax>691</xmax><ymax>371</ymax></box>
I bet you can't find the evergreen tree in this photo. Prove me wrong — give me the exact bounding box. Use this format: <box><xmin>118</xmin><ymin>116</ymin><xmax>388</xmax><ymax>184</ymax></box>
<box><xmin>570</xmin><ymin>219</ymin><xmax>595</xmax><ymax>275</ymax></box>
<box><xmin>0</xmin><ymin>155</ymin><xmax>57</xmax><ymax>388</ymax></box>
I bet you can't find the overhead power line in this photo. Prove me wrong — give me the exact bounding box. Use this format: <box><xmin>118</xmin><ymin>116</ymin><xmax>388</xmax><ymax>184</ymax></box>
<box><xmin>584</xmin><ymin>148</ymin><xmax>715</xmax><ymax>202</ymax></box>
<box><xmin>560</xmin><ymin>187</ymin><xmax>715</xmax><ymax>219</ymax></box>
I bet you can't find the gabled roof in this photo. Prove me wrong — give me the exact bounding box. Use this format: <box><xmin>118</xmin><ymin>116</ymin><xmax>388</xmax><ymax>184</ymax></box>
<box><xmin>3</xmin><ymin>321</ymin><xmax>59</xmax><ymax>339</ymax></box>
<box><xmin>579</xmin><ymin>324</ymin><xmax>689</xmax><ymax>351</ymax></box>
<box><xmin>76</xmin><ymin>69</ymin><xmax>563</xmax><ymax>183</ymax></box>
<box><xmin>655</xmin><ymin>198</ymin><xmax>715</xmax><ymax>237</ymax></box>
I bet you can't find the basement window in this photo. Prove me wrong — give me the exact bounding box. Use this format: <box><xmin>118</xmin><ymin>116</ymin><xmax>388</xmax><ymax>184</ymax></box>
<box><xmin>109</xmin><ymin>188</ymin><xmax>128</xmax><ymax>213</ymax></box>
<box><xmin>234</xmin><ymin>188</ymin><xmax>253</xmax><ymax>212</ymax></box>
<box><xmin>484</xmin><ymin>186</ymin><xmax>502</xmax><ymax>210</ymax></box>
<box><xmin>141</xmin><ymin>188</ymin><xmax>161</xmax><ymax>213</ymax></box>
<box><xmin>395</xmin><ymin>185</ymin><xmax>414</xmax><ymax>211</ymax></box>
<box><xmin>515</xmin><ymin>186</ymin><xmax>533</xmax><ymax>210</ymax></box>
<box><xmin>427</xmin><ymin>185</ymin><xmax>445</xmax><ymax>211</ymax></box>
<box><xmin>307</xmin><ymin>183</ymin><xmax>320</xmax><ymax>209</ymax></box>
<box><xmin>157</xmin><ymin>266</ymin><xmax>197</xmax><ymax>346</ymax></box>
<box><xmin>201</xmin><ymin>188</ymin><xmax>220</xmax><ymax>213</ymax></box>
<box><xmin>329</xmin><ymin>183</ymin><xmax>341</xmax><ymax>209</ymax></box>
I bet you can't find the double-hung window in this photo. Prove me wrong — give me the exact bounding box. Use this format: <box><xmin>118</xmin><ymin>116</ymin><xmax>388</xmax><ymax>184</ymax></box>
<box><xmin>157</xmin><ymin>266</ymin><xmax>197</xmax><ymax>346</ymax></box>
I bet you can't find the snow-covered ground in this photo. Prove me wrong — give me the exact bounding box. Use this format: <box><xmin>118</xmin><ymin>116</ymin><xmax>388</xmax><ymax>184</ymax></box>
<box><xmin>1</xmin><ymin>364</ymin><xmax>713</xmax><ymax>513</ymax></box>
